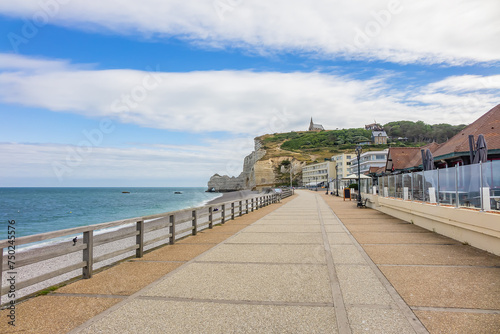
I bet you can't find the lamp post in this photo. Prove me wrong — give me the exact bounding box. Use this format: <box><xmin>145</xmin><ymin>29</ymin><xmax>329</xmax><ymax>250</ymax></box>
<box><xmin>335</xmin><ymin>163</ymin><xmax>339</xmax><ymax>196</ymax></box>
<box><xmin>325</xmin><ymin>172</ymin><xmax>329</xmax><ymax>195</ymax></box>
<box><xmin>355</xmin><ymin>145</ymin><xmax>362</xmax><ymax>207</ymax></box>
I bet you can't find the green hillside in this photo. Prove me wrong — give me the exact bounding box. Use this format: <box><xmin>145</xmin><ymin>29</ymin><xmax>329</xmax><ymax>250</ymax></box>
<box><xmin>257</xmin><ymin>121</ymin><xmax>466</xmax><ymax>163</ymax></box>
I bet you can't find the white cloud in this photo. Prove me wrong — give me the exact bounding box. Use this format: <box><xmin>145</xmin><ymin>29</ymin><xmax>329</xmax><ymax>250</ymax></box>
<box><xmin>0</xmin><ymin>54</ymin><xmax>498</xmax><ymax>137</ymax></box>
<box><xmin>0</xmin><ymin>137</ymin><xmax>255</xmax><ymax>186</ymax></box>
<box><xmin>1</xmin><ymin>54</ymin><xmax>499</xmax><ymax>186</ymax></box>
<box><xmin>1</xmin><ymin>0</ymin><xmax>499</xmax><ymax>64</ymax></box>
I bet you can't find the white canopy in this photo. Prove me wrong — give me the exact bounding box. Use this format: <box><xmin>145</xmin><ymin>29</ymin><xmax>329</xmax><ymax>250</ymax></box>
<box><xmin>343</xmin><ymin>174</ymin><xmax>370</xmax><ymax>180</ymax></box>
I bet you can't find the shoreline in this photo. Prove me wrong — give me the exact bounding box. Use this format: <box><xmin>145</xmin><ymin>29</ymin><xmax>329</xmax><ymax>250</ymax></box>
<box><xmin>206</xmin><ymin>190</ymin><xmax>259</xmax><ymax>205</ymax></box>
<box><xmin>0</xmin><ymin>190</ymin><xmax>225</xmax><ymax>302</ymax></box>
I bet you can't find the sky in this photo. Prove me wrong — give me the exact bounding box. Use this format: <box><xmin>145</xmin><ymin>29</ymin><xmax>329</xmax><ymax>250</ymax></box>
<box><xmin>0</xmin><ymin>0</ymin><xmax>499</xmax><ymax>187</ymax></box>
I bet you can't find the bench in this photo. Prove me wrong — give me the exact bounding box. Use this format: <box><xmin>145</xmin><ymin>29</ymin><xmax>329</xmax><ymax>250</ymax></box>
<box><xmin>357</xmin><ymin>198</ymin><xmax>368</xmax><ymax>208</ymax></box>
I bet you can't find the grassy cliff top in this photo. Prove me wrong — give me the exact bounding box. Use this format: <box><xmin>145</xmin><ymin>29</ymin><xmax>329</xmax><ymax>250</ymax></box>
<box><xmin>256</xmin><ymin>129</ymin><xmax>428</xmax><ymax>163</ymax></box>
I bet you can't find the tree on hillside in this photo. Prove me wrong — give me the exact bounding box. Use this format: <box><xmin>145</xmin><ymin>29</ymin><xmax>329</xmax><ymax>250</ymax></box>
<box><xmin>384</xmin><ymin>121</ymin><xmax>466</xmax><ymax>143</ymax></box>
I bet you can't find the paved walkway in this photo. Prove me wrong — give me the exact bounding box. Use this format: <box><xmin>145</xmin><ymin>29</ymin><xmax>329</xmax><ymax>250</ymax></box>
<box><xmin>2</xmin><ymin>190</ymin><xmax>499</xmax><ymax>333</ymax></box>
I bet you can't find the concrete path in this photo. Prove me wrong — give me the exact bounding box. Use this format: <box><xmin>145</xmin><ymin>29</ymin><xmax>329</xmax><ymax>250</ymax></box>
<box><xmin>323</xmin><ymin>194</ymin><xmax>500</xmax><ymax>334</ymax></box>
<box><xmin>70</xmin><ymin>190</ymin><xmax>426</xmax><ymax>334</ymax></box>
<box><xmin>2</xmin><ymin>190</ymin><xmax>498</xmax><ymax>333</ymax></box>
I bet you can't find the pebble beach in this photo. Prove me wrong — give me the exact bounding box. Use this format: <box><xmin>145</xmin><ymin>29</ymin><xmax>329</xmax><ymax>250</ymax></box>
<box><xmin>1</xmin><ymin>190</ymin><xmax>261</xmax><ymax>304</ymax></box>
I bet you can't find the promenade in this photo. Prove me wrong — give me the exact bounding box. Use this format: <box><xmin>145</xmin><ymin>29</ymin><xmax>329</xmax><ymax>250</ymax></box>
<box><xmin>2</xmin><ymin>190</ymin><xmax>499</xmax><ymax>333</ymax></box>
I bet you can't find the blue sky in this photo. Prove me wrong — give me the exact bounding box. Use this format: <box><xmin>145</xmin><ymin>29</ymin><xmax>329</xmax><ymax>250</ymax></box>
<box><xmin>0</xmin><ymin>0</ymin><xmax>499</xmax><ymax>187</ymax></box>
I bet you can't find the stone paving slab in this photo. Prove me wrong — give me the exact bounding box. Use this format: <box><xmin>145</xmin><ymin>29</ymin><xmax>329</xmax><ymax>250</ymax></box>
<box><xmin>335</xmin><ymin>265</ymin><xmax>393</xmax><ymax>306</ymax></box>
<box><xmin>0</xmin><ymin>296</ymin><xmax>121</xmax><ymax>334</ymax></box>
<box><xmin>56</xmin><ymin>261</ymin><xmax>183</xmax><ymax>295</ymax></box>
<box><xmin>244</xmin><ymin>224</ymin><xmax>322</xmax><ymax>233</ymax></box>
<box><xmin>143</xmin><ymin>262</ymin><xmax>333</xmax><ymax>303</ymax></box>
<box><xmin>414</xmin><ymin>310</ymin><xmax>500</xmax><ymax>334</ymax></box>
<box><xmin>340</xmin><ymin>218</ymin><xmax>410</xmax><ymax>225</ymax></box>
<box><xmin>380</xmin><ymin>266</ymin><xmax>500</xmax><ymax>309</ymax></box>
<box><xmin>324</xmin><ymin>225</ymin><xmax>346</xmax><ymax>233</ymax></box>
<box><xmin>330</xmin><ymin>245</ymin><xmax>367</xmax><ymax>264</ymax></box>
<box><xmin>196</xmin><ymin>243</ymin><xmax>326</xmax><ymax>264</ymax></box>
<box><xmin>79</xmin><ymin>299</ymin><xmax>338</xmax><ymax>334</ymax></box>
<box><xmin>135</xmin><ymin>243</ymin><xmax>214</xmax><ymax>261</ymax></box>
<box><xmin>327</xmin><ymin>233</ymin><xmax>352</xmax><ymax>245</ymax></box>
<box><xmin>347</xmin><ymin>306</ymin><xmax>416</xmax><ymax>334</ymax></box>
<box><xmin>346</xmin><ymin>223</ymin><xmax>429</xmax><ymax>233</ymax></box>
<box><xmin>175</xmin><ymin>232</ymin><xmax>233</xmax><ymax>244</ymax></box>
<box><xmin>364</xmin><ymin>244</ymin><xmax>500</xmax><ymax>266</ymax></box>
<box><xmin>351</xmin><ymin>231</ymin><xmax>460</xmax><ymax>245</ymax></box>
<box><xmin>227</xmin><ymin>232</ymin><xmax>323</xmax><ymax>244</ymax></box>
<box><xmin>253</xmin><ymin>218</ymin><xmax>320</xmax><ymax>225</ymax></box>
<box><xmin>201</xmin><ymin>224</ymin><xmax>249</xmax><ymax>233</ymax></box>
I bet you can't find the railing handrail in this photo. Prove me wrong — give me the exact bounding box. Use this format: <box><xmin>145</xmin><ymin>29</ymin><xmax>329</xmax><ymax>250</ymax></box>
<box><xmin>0</xmin><ymin>194</ymin><xmax>266</xmax><ymax>249</ymax></box>
<box><xmin>0</xmin><ymin>190</ymin><xmax>294</xmax><ymax>304</ymax></box>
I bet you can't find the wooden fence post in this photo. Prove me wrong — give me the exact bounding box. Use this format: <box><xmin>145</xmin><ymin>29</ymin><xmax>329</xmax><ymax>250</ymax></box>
<box><xmin>0</xmin><ymin>248</ymin><xmax>3</xmax><ymax>305</ymax></box>
<box><xmin>169</xmin><ymin>214</ymin><xmax>176</xmax><ymax>244</ymax></box>
<box><xmin>231</xmin><ymin>202</ymin><xmax>235</xmax><ymax>220</ymax></box>
<box><xmin>136</xmin><ymin>220</ymin><xmax>144</xmax><ymax>258</ymax></box>
<box><xmin>209</xmin><ymin>207</ymin><xmax>213</xmax><ymax>229</ymax></box>
<box><xmin>83</xmin><ymin>231</ymin><xmax>93</xmax><ymax>279</ymax></box>
<box><xmin>221</xmin><ymin>204</ymin><xmax>226</xmax><ymax>224</ymax></box>
<box><xmin>239</xmin><ymin>200</ymin><xmax>243</xmax><ymax>216</ymax></box>
<box><xmin>251</xmin><ymin>198</ymin><xmax>254</xmax><ymax>212</ymax></box>
<box><xmin>246</xmin><ymin>199</ymin><xmax>249</xmax><ymax>214</ymax></box>
<box><xmin>192</xmin><ymin>210</ymin><xmax>198</xmax><ymax>235</ymax></box>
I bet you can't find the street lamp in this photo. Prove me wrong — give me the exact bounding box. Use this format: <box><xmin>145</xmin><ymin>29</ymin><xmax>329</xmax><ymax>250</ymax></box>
<box><xmin>355</xmin><ymin>145</ymin><xmax>362</xmax><ymax>207</ymax></box>
<box><xmin>325</xmin><ymin>172</ymin><xmax>329</xmax><ymax>195</ymax></box>
<box><xmin>335</xmin><ymin>163</ymin><xmax>339</xmax><ymax>196</ymax></box>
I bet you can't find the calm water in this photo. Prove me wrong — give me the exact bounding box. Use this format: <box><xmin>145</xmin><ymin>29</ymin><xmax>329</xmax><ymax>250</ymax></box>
<box><xmin>0</xmin><ymin>187</ymin><xmax>221</xmax><ymax>241</ymax></box>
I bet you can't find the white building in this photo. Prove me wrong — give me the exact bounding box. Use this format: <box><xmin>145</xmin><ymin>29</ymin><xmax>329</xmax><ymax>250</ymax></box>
<box><xmin>331</xmin><ymin>153</ymin><xmax>354</xmax><ymax>179</ymax></box>
<box><xmin>302</xmin><ymin>161</ymin><xmax>335</xmax><ymax>187</ymax></box>
<box><xmin>349</xmin><ymin>149</ymin><xmax>388</xmax><ymax>175</ymax></box>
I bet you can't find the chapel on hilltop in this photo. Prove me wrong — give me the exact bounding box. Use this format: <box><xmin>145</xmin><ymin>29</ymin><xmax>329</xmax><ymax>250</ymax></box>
<box><xmin>308</xmin><ymin>118</ymin><xmax>325</xmax><ymax>131</ymax></box>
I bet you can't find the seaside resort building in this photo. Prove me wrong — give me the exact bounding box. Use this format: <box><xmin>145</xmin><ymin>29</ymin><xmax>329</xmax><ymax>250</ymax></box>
<box><xmin>379</xmin><ymin>104</ymin><xmax>500</xmax><ymax>210</ymax></box>
<box><xmin>302</xmin><ymin>161</ymin><xmax>336</xmax><ymax>188</ymax></box>
<box><xmin>331</xmin><ymin>153</ymin><xmax>354</xmax><ymax>179</ymax></box>
<box><xmin>349</xmin><ymin>149</ymin><xmax>389</xmax><ymax>175</ymax></box>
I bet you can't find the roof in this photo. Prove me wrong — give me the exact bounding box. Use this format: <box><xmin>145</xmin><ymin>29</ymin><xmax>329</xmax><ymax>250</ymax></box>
<box><xmin>367</xmin><ymin>166</ymin><xmax>385</xmax><ymax>175</ymax></box>
<box><xmin>386</xmin><ymin>147</ymin><xmax>422</xmax><ymax>171</ymax></box>
<box><xmin>372</xmin><ymin>131</ymin><xmax>387</xmax><ymax>137</ymax></box>
<box><xmin>386</xmin><ymin>142</ymin><xmax>441</xmax><ymax>171</ymax></box>
<box><xmin>432</xmin><ymin>104</ymin><xmax>500</xmax><ymax>159</ymax></box>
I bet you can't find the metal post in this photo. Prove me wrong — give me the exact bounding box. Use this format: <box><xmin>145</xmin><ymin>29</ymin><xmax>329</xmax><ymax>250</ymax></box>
<box><xmin>422</xmin><ymin>170</ymin><xmax>426</xmax><ymax>202</ymax></box>
<box><xmin>335</xmin><ymin>164</ymin><xmax>339</xmax><ymax>196</ymax></box>
<box><xmin>455</xmin><ymin>165</ymin><xmax>459</xmax><ymax>208</ymax></box>
<box><xmin>356</xmin><ymin>145</ymin><xmax>362</xmax><ymax>207</ymax></box>
<box><xmin>437</xmin><ymin>168</ymin><xmax>440</xmax><ymax>205</ymax></box>
<box><xmin>410</xmin><ymin>172</ymin><xmax>414</xmax><ymax>201</ymax></box>
<box><xmin>480</xmin><ymin>161</ymin><xmax>484</xmax><ymax>211</ymax></box>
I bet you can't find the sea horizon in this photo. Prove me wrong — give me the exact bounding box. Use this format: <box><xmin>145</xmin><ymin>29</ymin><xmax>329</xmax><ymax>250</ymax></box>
<box><xmin>0</xmin><ymin>187</ymin><xmax>222</xmax><ymax>245</ymax></box>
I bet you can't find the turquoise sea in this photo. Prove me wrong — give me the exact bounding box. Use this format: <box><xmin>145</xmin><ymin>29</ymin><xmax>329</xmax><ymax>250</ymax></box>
<box><xmin>0</xmin><ymin>187</ymin><xmax>221</xmax><ymax>243</ymax></box>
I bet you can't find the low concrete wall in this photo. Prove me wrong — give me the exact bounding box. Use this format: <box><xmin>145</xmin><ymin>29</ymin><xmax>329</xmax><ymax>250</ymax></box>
<box><xmin>364</xmin><ymin>194</ymin><xmax>500</xmax><ymax>256</ymax></box>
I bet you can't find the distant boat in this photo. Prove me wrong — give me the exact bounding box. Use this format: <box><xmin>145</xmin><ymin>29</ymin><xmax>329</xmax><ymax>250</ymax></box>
<box><xmin>122</xmin><ymin>191</ymin><xmax>130</xmax><ymax>194</ymax></box>
<box><xmin>174</xmin><ymin>191</ymin><xmax>182</xmax><ymax>194</ymax></box>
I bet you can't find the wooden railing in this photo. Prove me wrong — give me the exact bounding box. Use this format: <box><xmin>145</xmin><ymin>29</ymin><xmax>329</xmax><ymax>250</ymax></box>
<box><xmin>0</xmin><ymin>193</ymin><xmax>286</xmax><ymax>304</ymax></box>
